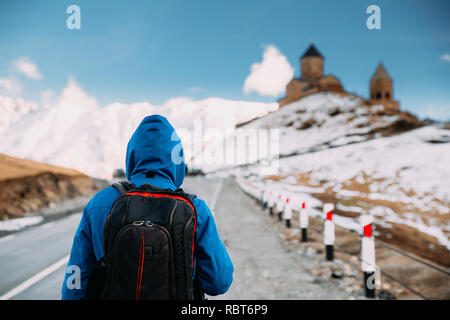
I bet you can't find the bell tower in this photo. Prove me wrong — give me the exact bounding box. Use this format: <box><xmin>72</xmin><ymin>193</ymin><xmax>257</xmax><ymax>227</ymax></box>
<box><xmin>369</xmin><ymin>63</ymin><xmax>399</xmax><ymax>110</ymax></box>
<box><xmin>300</xmin><ymin>44</ymin><xmax>324</xmax><ymax>80</ymax></box>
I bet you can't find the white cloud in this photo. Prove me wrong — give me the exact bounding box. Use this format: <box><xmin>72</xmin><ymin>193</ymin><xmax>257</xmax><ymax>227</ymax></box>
<box><xmin>13</xmin><ymin>57</ymin><xmax>42</xmax><ymax>80</ymax></box>
<box><xmin>243</xmin><ymin>45</ymin><xmax>294</xmax><ymax>97</ymax></box>
<box><xmin>440</xmin><ymin>53</ymin><xmax>450</xmax><ymax>62</ymax></box>
<box><xmin>0</xmin><ymin>76</ymin><xmax>21</xmax><ymax>94</ymax></box>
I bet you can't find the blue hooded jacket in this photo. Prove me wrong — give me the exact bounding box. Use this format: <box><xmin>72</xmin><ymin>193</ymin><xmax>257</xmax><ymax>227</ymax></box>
<box><xmin>61</xmin><ymin>115</ymin><xmax>233</xmax><ymax>299</ymax></box>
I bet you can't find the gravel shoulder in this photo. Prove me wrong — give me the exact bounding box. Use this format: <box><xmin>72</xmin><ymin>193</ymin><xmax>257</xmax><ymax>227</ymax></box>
<box><xmin>211</xmin><ymin>178</ymin><xmax>357</xmax><ymax>299</ymax></box>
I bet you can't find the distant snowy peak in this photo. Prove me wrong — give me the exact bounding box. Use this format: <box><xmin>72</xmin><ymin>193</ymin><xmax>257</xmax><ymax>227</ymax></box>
<box><xmin>0</xmin><ymin>96</ymin><xmax>38</xmax><ymax>133</ymax></box>
<box><xmin>0</xmin><ymin>79</ymin><xmax>277</xmax><ymax>179</ymax></box>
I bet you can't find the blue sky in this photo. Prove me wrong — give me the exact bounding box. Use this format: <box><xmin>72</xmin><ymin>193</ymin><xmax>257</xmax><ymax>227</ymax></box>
<box><xmin>0</xmin><ymin>0</ymin><xmax>449</xmax><ymax>120</ymax></box>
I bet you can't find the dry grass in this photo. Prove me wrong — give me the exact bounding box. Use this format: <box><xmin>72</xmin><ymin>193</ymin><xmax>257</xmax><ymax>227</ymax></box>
<box><xmin>0</xmin><ymin>153</ymin><xmax>98</xmax><ymax>220</ymax></box>
<box><xmin>0</xmin><ymin>153</ymin><xmax>86</xmax><ymax>181</ymax></box>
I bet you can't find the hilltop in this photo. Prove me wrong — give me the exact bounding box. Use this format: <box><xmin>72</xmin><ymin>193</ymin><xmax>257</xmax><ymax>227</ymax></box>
<box><xmin>0</xmin><ymin>153</ymin><xmax>99</xmax><ymax>220</ymax></box>
<box><xmin>242</xmin><ymin>92</ymin><xmax>421</xmax><ymax>156</ymax></box>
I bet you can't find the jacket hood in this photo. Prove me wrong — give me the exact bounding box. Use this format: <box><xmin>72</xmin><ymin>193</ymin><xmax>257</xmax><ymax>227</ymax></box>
<box><xmin>125</xmin><ymin>115</ymin><xmax>185</xmax><ymax>188</ymax></box>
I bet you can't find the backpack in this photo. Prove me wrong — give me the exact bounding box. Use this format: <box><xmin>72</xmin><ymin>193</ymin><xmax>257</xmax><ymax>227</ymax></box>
<box><xmin>86</xmin><ymin>181</ymin><xmax>200</xmax><ymax>300</ymax></box>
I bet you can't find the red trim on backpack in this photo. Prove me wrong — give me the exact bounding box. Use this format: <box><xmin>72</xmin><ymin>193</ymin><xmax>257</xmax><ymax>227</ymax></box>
<box><xmin>136</xmin><ymin>232</ymin><xmax>145</xmax><ymax>300</ymax></box>
<box><xmin>125</xmin><ymin>192</ymin><xmax>196</xmax><ymax>212</ymax></box>
<box><xmin>192</xmin><ymin>217</ymin><xmax>196</xmax><ymax>269</ymax></box>
<box><xmin>125</xmin><ymin>191</ymin><xmax>197</xmax><ymax>270</ymax></box>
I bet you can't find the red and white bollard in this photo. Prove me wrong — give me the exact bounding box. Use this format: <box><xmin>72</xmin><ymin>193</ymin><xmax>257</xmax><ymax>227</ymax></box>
<box><xmin>277</xmin><ymin>194</ymin><xmax>284</xmax><ymax>221</ymax></box>
<box><xmin>299</xmin><ymin>202</ymin><xmax>308</xmax><ymax>242</ymax></box>
<box><xmin>268</xmin><ymin>191</ymin><xmax>275</xmax><ymax>215</ymax></box>
<box><xmin>361</xmin><ymin>215</ymin><xmax>376</xmax><ymax>298</ymax></box>
<box><xmin>323</xmin><ymin>203</ymin><xmax>335</xmax><ymax>261</ymax></box>
<box><xmin>284</xmin><ymin>197</ymin><xmax>292</xmax><ymax>228</ymax></box>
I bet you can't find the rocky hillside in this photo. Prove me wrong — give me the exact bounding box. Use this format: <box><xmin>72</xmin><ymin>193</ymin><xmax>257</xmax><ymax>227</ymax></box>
<box><xmin>241</xmin><ymin>92</ymin><xmax>421</xmax><ymax>157</ymax></box>
<box><xmin>204</xmin><ymin>92</ymin><xmax>449</xmax><ymax>267</ymax></box>
<box><xmin>0</xmin><ymin>153</ymin><xmax>99</xmax><ymax>220</ymax></box>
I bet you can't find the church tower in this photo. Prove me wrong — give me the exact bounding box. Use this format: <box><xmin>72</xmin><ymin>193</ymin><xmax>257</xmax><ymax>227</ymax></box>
<box><xmin>370</xmin><ymin>63</ymin><xmax>399</xmax><ymax>110</ymax></box>
<box><xmin>300</xmin><ymin>44</ymin><xmax>324</xmax><ymax>80</ymax></box>
<box><xmin>278</xmin><ymin>43</ymin><xmax>343</xmax><ymax>107</ymax></box>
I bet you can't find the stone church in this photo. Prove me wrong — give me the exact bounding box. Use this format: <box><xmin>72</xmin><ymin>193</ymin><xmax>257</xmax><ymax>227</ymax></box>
<box><xmin>278</xmin><ymin>44</ymin><xmax>399</xmax><ymax>110</ymax></box>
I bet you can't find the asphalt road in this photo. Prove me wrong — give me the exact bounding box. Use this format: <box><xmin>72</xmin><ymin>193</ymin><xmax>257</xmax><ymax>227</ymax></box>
<box><xmin>0</xmin><ymin>213</ymin><xmax>82</xmax><ymax>299</ymax></box>
<box><xmin>0</xmin><ymin>177</ymin><xmax>224</xmax><ymax>300</ymax></box>
<box><xmin>0</xmin><ymin>177</ymin><xmax>347</xmax><ymax>300</ymax></box>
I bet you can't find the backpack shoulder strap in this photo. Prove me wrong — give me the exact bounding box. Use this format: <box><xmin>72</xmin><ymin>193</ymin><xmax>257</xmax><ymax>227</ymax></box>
<box><xmin>175</xmin><ymin>187</ymin><xmax>197</xmax><ymax>203</ymax></box>
<box><xmin>112</xmin><ymin>180</ymin><xmax>135</xmax><ymax>195</ymax></box>
<box><xmin>137</xmin><ymin>183</ymin><xmax>175</xmax><ymax>193</ymax></box>
<box><xmin>185</xmin><ymin>193</ymin><xmax>197</xmax><ymax>202</ymax></box>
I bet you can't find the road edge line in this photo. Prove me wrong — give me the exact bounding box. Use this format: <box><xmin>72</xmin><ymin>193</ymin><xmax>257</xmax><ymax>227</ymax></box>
<box><xmin>0</xmin><ymin>235</ymin><xmax>16</xmax><ymax>244</ymax></box>
<box><xmin>0</xmin><ymin>255</ymin><xmax>69</xmax><ymax>300</ymax></box>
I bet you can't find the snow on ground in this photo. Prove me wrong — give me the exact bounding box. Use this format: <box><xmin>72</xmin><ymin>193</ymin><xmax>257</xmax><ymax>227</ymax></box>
<box><xmin>236</xmin><ymin>171</ymin><xmax>450</xmax><ymax>250</ymax></box>
<box><xmin>238</xmin><ymin>92</ymin><xmax>400</xmax><ymax>156</ymax></box>
<box><xmin>0</xmin><ymin>216</ymin><xmax>43</xmax><ymax>232</ymax></box>
<box><xmin>233</xmin><ymin>125</ymin><xmax>450</xmax><ymax>250</ymax></box>
<box><xmin>196</xmin><ymin>92</ymin><xmax>403</xmax><ymax>174</ymax></box>
<box><xmin>235</xmin><ymin>176</ymin><xmax>362</xmax><ymax>233</ymax></box>
<box><xmin>278</xmin><ymin>126</ymin><xmax>450</xmax><ymax>212</ymax></box>
<box><xmin>0</xmin><ymin>79</ymin><xmax>277</xmax><ymax>179</ymax></box>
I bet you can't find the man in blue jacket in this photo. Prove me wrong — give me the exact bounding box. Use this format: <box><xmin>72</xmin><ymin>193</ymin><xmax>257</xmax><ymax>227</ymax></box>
<box><xmin>61</xmin><ymin>115</ymin><xmax>233</xmax><ymax>299</ymax></box>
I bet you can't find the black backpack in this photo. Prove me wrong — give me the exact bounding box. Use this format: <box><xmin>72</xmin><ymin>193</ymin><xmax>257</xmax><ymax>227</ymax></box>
<box><xmin>87</xmin><ymin>181</ymin><xmax>201</xmax><ymax>300</ymax></box>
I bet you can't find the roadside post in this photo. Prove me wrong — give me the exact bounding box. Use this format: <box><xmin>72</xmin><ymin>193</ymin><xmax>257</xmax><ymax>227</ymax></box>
<box><xmin>277</xmin><ymin>194</ymin><xmax>283</xmax><ymax>221</ymax></box>
<box><xmin>361</xmin><ymin>215</ymin><xmax>376</xmax><ymax>298</ymax></box>
<box><xmin>299</xmin><ymin>202</ymin><xmax>308</xmax><ymax>242</ymax></box>
<box><xmin>284</xmin><ymin>197</ymin><xmax>292</xmax><ymax>228</ymax></box>
<box><xmin>323</xmin><ymin>203</ymin><xmax>335</xmax><ymax>261</ymax></box>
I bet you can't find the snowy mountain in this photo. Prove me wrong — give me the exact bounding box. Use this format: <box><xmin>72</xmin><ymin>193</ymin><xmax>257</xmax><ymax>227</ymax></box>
<box><xmin>0</xmin><ymin>79</ymin><xmax>277</xmax><ymax>179</ymax></box>
<box><xmin>0</xmin><ymin>96</ymin><xmax>38</xmax><ymax>134</ymax></box>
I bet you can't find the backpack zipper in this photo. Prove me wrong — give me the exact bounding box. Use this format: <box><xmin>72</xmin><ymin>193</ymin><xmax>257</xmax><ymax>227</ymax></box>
<box><xmin>183</xmin><ymin>216</ymin><xmax>195</xmax><ymax>299</ymax></box>
<box><xmin>135</xmin><ymin>221</ymin><xmax>145</xmax><ymax>300</ymax></box>
<box><xmin>134</xmin><ymin>220</ymin><xmax>176</xmax><ymax>300</ymax></box>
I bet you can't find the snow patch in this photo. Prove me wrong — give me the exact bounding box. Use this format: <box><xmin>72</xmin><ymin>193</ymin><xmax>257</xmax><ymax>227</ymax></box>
<box><xmin>0</xmin><ymin>216</ymin><xmax>43</xmax><ymax>232</ymax></box>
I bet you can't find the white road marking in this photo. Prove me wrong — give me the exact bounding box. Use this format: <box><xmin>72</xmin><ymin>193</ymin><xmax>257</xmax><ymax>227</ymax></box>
<box><xmin>39</xmin><ymin>222</ymin><xmax>55</xmax><ymax>230</ymax></box>
<box><xmin>0</xmin><ymin>255</ymin><xmax>69</xmax><ymax>300</ymax></box>
<box><xmin>0</xmin><ymin>234</ymin><xmax>15</xmax><ymax>244</ymax></box>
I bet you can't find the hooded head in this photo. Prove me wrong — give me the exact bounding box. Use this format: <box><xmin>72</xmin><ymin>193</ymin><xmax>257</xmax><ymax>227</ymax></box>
<box><xmin>125</xmin><ymin>115</ymin><xmax>185</xmax><ymax>189</ymax></box>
